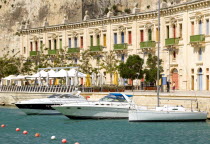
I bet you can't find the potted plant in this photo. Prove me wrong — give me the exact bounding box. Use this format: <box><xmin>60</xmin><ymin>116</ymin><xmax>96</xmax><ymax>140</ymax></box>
<box><xmin>101</xmin><ymin>85</ymin><xmax>110</xmax><ymax>92</ymax></box>
<box><xmin>93</xmin><ymin>86</ymin><xmax>101</xmax><ymax>92</ymax></box>
<box><xmin>117</xmin><ymin>85</ymin><xmax>125</xmax><ymax>92</ymax></box>
<box><xmin>109</xmin><ymin>85</ymin><xmax>117</xmax><ymax>92</ymax></box>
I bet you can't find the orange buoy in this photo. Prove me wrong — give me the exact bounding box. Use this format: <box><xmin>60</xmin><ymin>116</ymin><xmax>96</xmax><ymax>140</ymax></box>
<box><xmin>23</xmin><ymin>130</ymin><xmax>28</xmax><ymax>134</ymax></box>
<box><xmin>1</xmin><ymin>124</ymin><xmax>5</xmax><ymax>128</ymax></box>
<box><xmin>75</xmin><ymin>142</ymin><xmax>80</xmax><ymax>144</ymax></box>
<box><xmin>35</xmin><ymin>133</ymin><xmax>40</xmax><ymax>137</ymax></box>
<box><xmin>62</xmin><ymin>139</ymin><xmax>67</xmax><ymax>143</ymax></box>
<box><xmin>16</xmin><ymin>128</ymin><xmax>20</xmax><ymax>131</ymax></box>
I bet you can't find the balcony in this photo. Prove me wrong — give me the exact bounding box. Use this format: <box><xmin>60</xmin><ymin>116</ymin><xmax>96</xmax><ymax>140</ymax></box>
<box><xmin>90</xmin><ymin>45</ymin><xmax>103</xmax><ymax>52</ymax></box>
<box><xmin>67</xmin><ymin>48</ymin><xmax>80</xmax><ymax>53</ymax></box>
<box><xmin>165</xmin><ymin>38</ymin><xmax>179</xmax><ymax>46</ymax></box>
<box><xmin>114</xmin><ymin>43</ymin><xmax>128</xmax><ymax>50</ymax></box>
<box><xmin>30</xmin><ymin>51</ymin><xmax>38</xmax><ymax>56</ymax></box>
<box><xmin>140</xmin><ymin>41</ymin><xmax>156</xmax><ymax>48</ymax></box>
<box><xmin>48</xmin><ymin>49</ymin><xmax>58</xmax><ymax>55</ymax></box>
<box><xmin>190</xmin><ymin>34</ymin><xmax>205</xmax><ymax>43</ymax></box>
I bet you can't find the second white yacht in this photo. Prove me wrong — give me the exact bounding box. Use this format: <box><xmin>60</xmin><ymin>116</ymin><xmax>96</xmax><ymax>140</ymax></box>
<box><xmin>52</xmin><ymin>93</ymin><xmax>137</xmax><ymax>119</ymax></box>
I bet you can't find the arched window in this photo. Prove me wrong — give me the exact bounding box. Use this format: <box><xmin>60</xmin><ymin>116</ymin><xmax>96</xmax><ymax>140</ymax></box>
<box><xmin>198</xmin><ymin>68</ymin><xmax>202</xmax><ymax>74</ymax></box>
<box><xmin>172</xmin><ymin>68</ymin><xmax>178</xmax><ymax>73</ymax></box>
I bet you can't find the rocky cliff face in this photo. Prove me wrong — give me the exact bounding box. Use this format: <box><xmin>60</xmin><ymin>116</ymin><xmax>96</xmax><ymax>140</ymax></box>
<box><xmin>0</xmin><ymin>0</ymin><xmax>188</xmax><ymax>57</ymax></box>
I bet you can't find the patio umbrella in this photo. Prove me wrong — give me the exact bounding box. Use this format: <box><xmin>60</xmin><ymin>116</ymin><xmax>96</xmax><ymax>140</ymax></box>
<box><xmin>91</xmin><ymin>72</ymin><xmax>96</xmax><ymax>85</ymax></box>
<box><xmin>113</xmin><ymin>72</ymin><xmax>119</xmax><ymax>85</ymax></box>
<box><xmin>85</xmin><ymin>74</ymin><xmax>91</xmax><ymax>87</ymax></box>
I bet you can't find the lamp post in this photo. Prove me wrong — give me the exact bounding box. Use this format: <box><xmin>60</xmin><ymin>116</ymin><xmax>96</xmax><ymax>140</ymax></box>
<box><xmin>157</xmin><ymin>0</ymin><xmax>160</xmax><ymax>107</ymax></box>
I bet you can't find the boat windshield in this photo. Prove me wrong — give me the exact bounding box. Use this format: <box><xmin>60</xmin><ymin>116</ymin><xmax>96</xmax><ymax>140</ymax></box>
<box><xmin>58</xmin><ymin>94</ymin><xmax>82</xmax><ymax>98</ymax></box>
<box><xmin>99</xmin><ymin>94</ymin><xmax>127</xmax><ymax>102</ymax></box>
<box><xmin>48</xmin><ymin>94</ymin><xmax>62</xmax><ymax>98</ymax></box>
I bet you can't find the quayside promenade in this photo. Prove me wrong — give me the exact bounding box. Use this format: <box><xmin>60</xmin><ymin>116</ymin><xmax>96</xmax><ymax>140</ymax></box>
<box><xmin>1</xmin><ymin>89</ymin><xmax>210</xmax><ymax>118</ymax></box>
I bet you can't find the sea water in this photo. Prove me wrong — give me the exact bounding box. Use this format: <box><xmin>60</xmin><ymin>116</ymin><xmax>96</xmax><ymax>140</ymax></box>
<box><xmin>0</xmin><ymin>106</ymin><xmax>210</xmax><ymax>144</ymax></box>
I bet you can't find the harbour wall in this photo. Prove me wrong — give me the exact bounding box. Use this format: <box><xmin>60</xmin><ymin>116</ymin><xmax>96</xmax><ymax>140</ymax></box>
<box><xmin>1</xmin><ymin>91</ymin><xmax>210</xmax><ymax>118</ymax></box>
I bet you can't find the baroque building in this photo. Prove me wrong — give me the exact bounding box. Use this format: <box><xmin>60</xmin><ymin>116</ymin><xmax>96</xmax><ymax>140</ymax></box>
<box><xmin>18</xmin><ymin>0</ymin><xmax>210</xmax><ymax>91</ymax></box>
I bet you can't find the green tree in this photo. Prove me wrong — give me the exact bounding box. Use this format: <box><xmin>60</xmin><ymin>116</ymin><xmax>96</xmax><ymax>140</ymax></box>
<box><xmin>79</xmin><ymin>50</ymin><xmax>94</xmax><ymax>74</ymax></box>
<box><xmin>0</xmin><ymin>54</ymin><xmax>18</xmax><ymax>78</ymax></box>
<box><xmin>144</xmin><ymin>53</ymin><xmax>163</xmax><ymax>83</ymax></box>
<box><xmin>118</xmin><ymin>54</ymin><xmax>144</xmax><ymax>86</ymax></box>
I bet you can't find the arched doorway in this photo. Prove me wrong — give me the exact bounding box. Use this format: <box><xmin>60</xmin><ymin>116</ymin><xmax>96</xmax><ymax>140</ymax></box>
<box><xmin>171</xmin><ymin>68</ymin><xmax>179</xmax><ymax>90</ymax></box>
<box><xmin>198</xmin><ymin>68</ymin><xmax>203</xmax><ymax>90</ymax></box>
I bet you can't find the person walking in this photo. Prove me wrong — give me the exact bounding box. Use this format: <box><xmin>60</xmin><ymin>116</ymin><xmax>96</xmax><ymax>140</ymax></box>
<box><xmin>172</xmin><ymin>81</ymin><xmax>175</xmax><ymax>92</ymax></box>
<box><xmin>166</xmin><ymin>81</ymin><xmax>170</xmax><ymax>92</ymax></box>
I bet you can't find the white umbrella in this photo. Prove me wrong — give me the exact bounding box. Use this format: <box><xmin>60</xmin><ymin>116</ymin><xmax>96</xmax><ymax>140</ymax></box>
<box><xmin>91</xmin><ymin>72</ymin><xmax>96</xmax><ymax>85</ymax></box>
<box><xmin>48</xmin><ymin>70</ymin><xmax>56</xmax><ymax>77</ymax></box>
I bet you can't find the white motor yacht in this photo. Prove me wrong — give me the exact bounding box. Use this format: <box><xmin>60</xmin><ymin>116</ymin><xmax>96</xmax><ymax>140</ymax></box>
<box><xmin>52</xmin><ymin>93</ymin><xmax>137</xmax><ymax>119</ymax></box>
<box><xmin>129</xmin><ymin>105</ymin><xmax>207</xmax><ymax>122</ymax></box>
<box><xmin>15</xmin><ymin>90</ymin><xmax>87</xmax><ymax>115</ymax></box>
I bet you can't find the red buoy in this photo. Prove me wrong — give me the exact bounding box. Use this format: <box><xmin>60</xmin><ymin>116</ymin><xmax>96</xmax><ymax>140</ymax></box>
<box><xmin>86</xmin><ymin>96</ymin><xmax>90</xmax><ymax>99</ymax></box>
<box><xmin>35</xmin><ymin>133</ymin><xmax>40</xmax><ymax>137</ymax></box>
<box><xmin>62</xmin><ymin>139</ymin><xmax>67</xmax><ymax>143</ymax></box>
<box><xmin>16</xmin><ymin>128</ymin><xmax>20</xmax><ymax>131</ymax></box>
<box><xmin>23</xmin><ymin>130</ymin><xmax>28</xmax><ymax>134</ymax></box>
<box><xmin>1</xmin><ymin>124</ymin><xmax>5</xmax><ymax>128</ymax></box>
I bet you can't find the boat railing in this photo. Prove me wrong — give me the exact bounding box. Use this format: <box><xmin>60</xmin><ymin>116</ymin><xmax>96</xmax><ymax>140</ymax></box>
<box><xmin>0</xmin><ymin>85</ymin><xmax>93</xmax><ymax>93</ymax></box>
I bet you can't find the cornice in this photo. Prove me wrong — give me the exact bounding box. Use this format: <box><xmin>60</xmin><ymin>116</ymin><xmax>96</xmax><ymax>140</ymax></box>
<box><xmin>19</xmin><ymin>0</ymin><xmax>210</xmax><ymax>35</ymax></box>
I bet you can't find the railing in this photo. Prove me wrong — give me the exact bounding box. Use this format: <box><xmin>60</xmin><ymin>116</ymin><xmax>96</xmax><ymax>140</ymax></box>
<box><xmin>90</xmin><ymin>46</ymin><xmax>103</xmax><ymax>51</ymax></box>
<box><xmin>113</xmin><ymin>43</ymin><xmax>128</xmax><ymax>50</ymax></box>
<box><xmin>68</xmin><ymin>48</ymin><xmax>80</xmax><ymax>53</ymax></box>
<box><xmin>140</xmin><ymin>41</ymin><xmax>156</xmax><ymax>48</ymax></box>
<box><xmin>30</xmin><ymin>51</ymin><xmax>38</xmax><ymax>56</ymax></box>
<box><xmin>48</xmin><ymin>49</ymin><xmax>58</xmax><ymax>55</ymax></box>
<box><xmin>190</xmin><ymin>34</ymin><xmax>205</xmax><ymax>43</ymax></box>
<box><xmin>165</xmin><ymin>38</ymin><xmax>179</xmax><ymax>46</ymax></box>
<box><xmin>0</xmin><ymin>85</ymin><xmax>93</xmax><ymax>93</ymax></box>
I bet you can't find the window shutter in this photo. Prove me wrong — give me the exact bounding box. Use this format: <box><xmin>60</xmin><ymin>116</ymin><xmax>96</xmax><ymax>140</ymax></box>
<box><xmin>30</xmin><ymin>42</ymin><xmax>33</xmax><ymax>51</ymax></box>
<box><xmin>68</xmin><ymin>38</ymin><xmax>71</xmax><ymax>48</ymax></box>
<box><xmin>103</xmin><ymin>34</ymin><xmax>106</xmax><ymax>47</ymax></box>
<box><xmin>114</xmin><ymin>33</ymin><xmax>117</xmax><ymax>44</ymax></box>
<box><xmin>140</xmin><ymin>30</ymin><xmax>144</xmax><ymax>42</ymax></box>
<box><xmin>128</xmin><ymin>31</ymin><xmax>132</xmax><ymax>44</ymax></box>
<box><xmin>74</xmin><ymin>37</ymin><xmax>77</xmax><ymax>48</ymax></box>
<box><xmin>90</xmin><ymin>36</ymin><xmax>93</xmax><ymax>46</ymax></box>
<box><xmin>121</xmin><ymin>32</ymin><xmax>124</xmax><ymax>44</ymax></box>
<box><xmin>80</xmin><ymin>37</ymin><xmax>83</xmax><ymax>48</ymax></box>
<box><xmin>97</xmin><ymin>35</ymin><xmax>100</xmax><ymax>46</ymax></box>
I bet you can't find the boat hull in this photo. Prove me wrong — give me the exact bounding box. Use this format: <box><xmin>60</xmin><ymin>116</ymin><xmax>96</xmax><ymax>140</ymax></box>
<box><xmin>129</xmin><ymin>110</ymin><xmax>207</xmax><ymax>122</ymax></box>
<box><xmin>15</xmin><ymin>104</ymin><xmax>61</xmax><ymax>115</ymax></box>
<box><xmin>53</xmin><ymin>106</ymin><xmax>129</xmax><ymax>119</ymax></box>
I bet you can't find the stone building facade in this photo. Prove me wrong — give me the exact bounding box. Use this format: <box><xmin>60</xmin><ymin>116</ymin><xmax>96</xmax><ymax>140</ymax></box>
<box><xmin>18</xmin><ymin>0</ymin><xmax>210</xmax><ymax>91</ymax></box>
